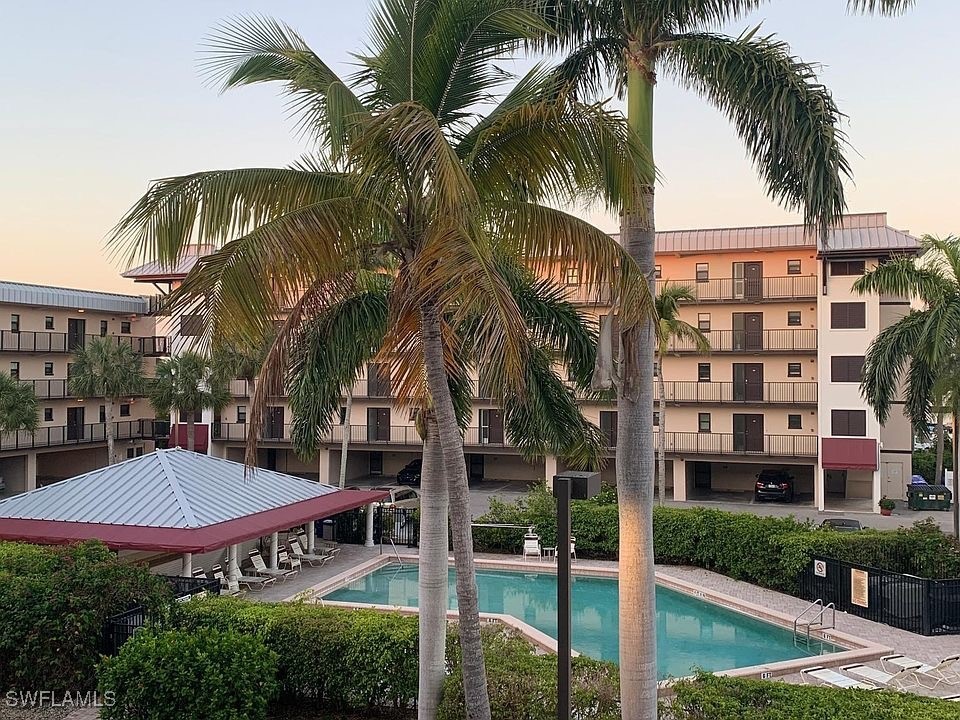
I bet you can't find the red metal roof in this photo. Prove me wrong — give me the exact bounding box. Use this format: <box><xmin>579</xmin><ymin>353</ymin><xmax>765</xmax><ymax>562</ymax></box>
<box><xmin>821</xmin><ymin>438</ymin><xmax>878</xmax><ymax>471</ymax></box>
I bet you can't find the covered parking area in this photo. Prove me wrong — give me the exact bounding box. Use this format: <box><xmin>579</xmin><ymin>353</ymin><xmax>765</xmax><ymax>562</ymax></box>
<box><xmin>0</xmin><ymin>448</ymin><xmax>387</xmax><ymax>581</ymax></box>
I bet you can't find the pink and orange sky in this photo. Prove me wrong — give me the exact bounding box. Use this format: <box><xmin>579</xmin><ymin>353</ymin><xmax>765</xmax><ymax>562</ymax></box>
<box><xmin>1</xmin><ymin>1</ymin><xmax>956</xmax><ymax>294</ymax></box>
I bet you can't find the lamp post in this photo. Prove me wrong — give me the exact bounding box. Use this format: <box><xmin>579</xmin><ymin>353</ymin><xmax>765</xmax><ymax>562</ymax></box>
<box><xmin>553</xmin><ymin>471</ymin><xmax>600</xmax><ymax>720</ymax></box>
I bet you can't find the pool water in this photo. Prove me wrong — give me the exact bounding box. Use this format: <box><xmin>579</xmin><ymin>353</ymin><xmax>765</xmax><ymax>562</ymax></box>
<box><xmin>324</xmin><ymin>566</ymin><xmax>838</xmax><ymax>678</ymax></box>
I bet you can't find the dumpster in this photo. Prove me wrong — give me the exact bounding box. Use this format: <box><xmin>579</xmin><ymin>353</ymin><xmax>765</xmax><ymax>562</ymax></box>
<box><xmin>906</xmin><ymin>483</ymin><xmax>953</xmax><ymax>511</ymax></box>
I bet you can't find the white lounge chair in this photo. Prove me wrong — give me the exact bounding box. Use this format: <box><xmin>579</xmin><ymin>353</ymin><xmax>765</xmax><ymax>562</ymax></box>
<box><xmin>881</xmin><ymin>654</ymin><xmax>960</xmax><ymax>688</ymax></box>
<box><xmin>191</xmin><ymin>567</ymin><xmax>207</xmax><ymax>579</ymax></box>
<box><xmin>288</xmin><ymin>538</ymin><xmax>331</xmax><ymax>568</ymax></box>
<box><xmin>249</xmin><ymin>550</ymin><xmax>295</xmax><ymax>582</ymax></box>
<box><xmin>800</xmin><ymin>665</ymin><xmax>878</xmax><ymax>690</ymax></box>
<box><xmin>278</xmin><ymin>549</ymin><xmax>301</xmax><ymax>575</ymax></box>
<box><xmin>841</xmin><ymin>663</ymin><xmax>925</xmax><ymax>691</ymax></box>
<box><xmin>211</xmin><ymin>564</ymin><xmax>245</xmax><ymax>597</ymax></box>
<box><xmin>523</xmin><ymin>533</ymin><xmax>542</xmax><ymax>562</ymax></box>
<box><xmin>570</xmin><ymin>536</ymin><xmax>577</xmax><ymax>562</ymax></box>
<box><xmin>298</xmin><ymin>534</ymin><xmax>340</xmax><ymax>558</ymax></box>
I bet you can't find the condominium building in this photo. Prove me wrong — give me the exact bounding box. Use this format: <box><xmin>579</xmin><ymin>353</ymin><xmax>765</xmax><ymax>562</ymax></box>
<box><xmin>0</xmin><ymin>282</ymin><xmax>168</xmax><ymax>496</ymax></box>
<box><xmin>123</xmin><ymin>212</ymin><xmax>918</xmax><ymax>513</ymax></box>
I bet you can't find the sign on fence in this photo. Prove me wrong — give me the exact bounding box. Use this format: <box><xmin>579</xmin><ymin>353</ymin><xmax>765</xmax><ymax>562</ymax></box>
<box><xmin>850</xmin><ymin>568</ymin><xmax>869</xmax><ymax>608</ymax></box>
<box><xmin>814</xmin><ymin>559</ymin><xmax>827</xmax><ymax>578</ymax></box>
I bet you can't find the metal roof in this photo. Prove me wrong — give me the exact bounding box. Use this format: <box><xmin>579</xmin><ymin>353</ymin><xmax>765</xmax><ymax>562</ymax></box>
<box><xmin>0</xmin><ymin>281</ymin><xmax>149</xmax><ymax>314</ymax></box>
<box><xmin>122</xmin><ymin>254</ymin><xmax>202</xmax><ymax>281</ymax></box>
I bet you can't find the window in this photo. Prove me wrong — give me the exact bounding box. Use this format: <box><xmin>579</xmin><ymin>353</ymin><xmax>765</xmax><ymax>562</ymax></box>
<box><xmin>698</xmin><ymin>413</ymin><xmax>711</xmax><ymax>433</ymax></box>
<box><xmin>99</xmin><ymin>405</ymin><xmax>106</xmax><ymax>423</ymax></box>
<box><xmin>654</xmin><ymin>265</ymin><xmax>662</xmax><ymax>279</ymax></box>
<box><xmin>787</xmin><ymin>362</ymin><xmax>802</xmax><ymax>378</ymax></box>
<box><xmin>9</xmin><ymin>362</ymin><xmax>19</xmax><ymax>379</ymax></box>
<box><xmin>698</xmin><ymin>363</ymin><xmax>711</xmax><ymax>382</ymax></box>
<box><xmin>10</xmin><ymin>314</ymin><xmax>19</xmax><ymax>332</ymax></box>
<box><xmin>178</xmin><ymin>409</ymin><xmax>203</xmax><ymax>423</ymax></box>
<box><xmin>180</xmin><ymin>315</ymin><xmax>204</xmax><ymax>337</ymax></box>
<box><xmin>653</xmin><ymin>411</ymin><xmax>659</xmax><ymax>427</ymax></box>
<box><xmin>787</xmin><ymin>259</ymin><xmax>801</xmax><ymax>275</ymax></box>
<box><xmin>44</xmin><ymin>362</ymin><xmax>54</xmax><ymax>376</ymax></box>
<box><xmin>120</xmin><ymin>321</ymin><xmax>131</xmax><ymax>334</ymax></box>
<box><xmin>136</xmin><ymin>446</ymin><xmax>144</xmax><ymax>457</ymax></box>
<box><xmin>695</xmin><ymin>263</ymin><xmax>709</xmax><ymax>282</ymax></box>
<box><xmin>565</xmin><ymin>267</ymin><xmax>580</xmax><ymax>286</ymax></box>
<box><xmin>787</xmin><ymin>310</ymin><xmax>801</xmax><ymax>327</ymax></box>
<box><xmin>599</xmin><ymin>410</ymin><xmax>617</xmax><ymax>447</ymax></box>
<box><xmin>44</xmin><ymin>316</ymin><xmax>54</xmax><ymax>330</ymax></box>
<box><xmin>697</xmin><ymin>313</ymin><xmax>711</xmax><ymax>332</ymax></box>
<box><xmin>831</xmin><ymin>302</ymin><xmax>866</xmax><ymax>329</ymax></box>
<box><xmin>100</xmin><ymin>320</ymin><xmax>108</xmax><ymax>336</ymax></box>
<box><xmin>119</xmin><ymin>404</ymin><xmax>130</xmax><ymax>417</ymax></box>
<box><xmin>832</xmin><ymin>409</ymin><xmax>867</xmax><ymax>437</ymax></box>
<box><xmin>653</xmin><ymin>361</ymin><xmax>659</xmax><ymax>378</ymax></box>
<box><xmin>43</xmin><ymin>408</ymin><xmax>53</xmax><ymax>422</ymax></box>
<box><xmin>830</xmin><ymin>260</ymin><xmax>866</xmax><ymax>276</ymax></box>
<box><xmin>127</xmin><ymin>448</ymin><xmax>136</xmax><ymax>459</ymax></box>
<box><xmin>237</xmin><ymin>406</ymin><xmax>247</xmax><ymax>424</ymax></box>
<box><xmin>339</xmin><ymin>406</ymin><xmax>347</xmax><ymax>425</ymax></box>
<box><xmin>788</xmin><ymin>414</ymin><xmax>802</xmax><ymax>430</ymax></box>
<box><xmin>66</xmin><ymin>362</ymin><xmax>74</xmax><ymax>378</ymax></box>
<box><xmin>831</xmin><ymin>355</ymin><xmax>865</xmax><ymax>382</ymax></box>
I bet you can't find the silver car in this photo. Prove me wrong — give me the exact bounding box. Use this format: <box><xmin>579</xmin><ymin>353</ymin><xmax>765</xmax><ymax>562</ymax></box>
<box><xmin>373</xmin><ymin>485</ymin><xmax>421</xmax><ymax>510</ymax></box>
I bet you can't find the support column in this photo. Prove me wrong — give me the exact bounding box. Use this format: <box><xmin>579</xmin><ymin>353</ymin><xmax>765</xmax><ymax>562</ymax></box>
<box><xmin>227</xmin><ymin>544</ymin><xmax>240</xmax><ymax>583</ymax></box>
<box><xmin>268</xmin><ymin>532</ymin><xmax>279</xmax><ymax>569</ymax></box>
<box><xmin>25</xmin><ymin>452</ymin><xmax>38</xmax><ymax>492</ymax></box>
<box><xmin>306</xmin><ymin>520</ymin><xmax>316</xmax><ymax>553</ymax></box>
<box><xmin>181</xmin><ymin>552</ymin><xmax>193</xmax><ymax>578</ymax></box>
<box><xmin>365</xmin><ymin>502</ymin><xmax>376</xmax><ymax>548</ymax></box>
<box><xmin>815</xmin><ymin>464</ymin><xmax>826</xmax><ymax>512</ymax></box>
<box><xmin>318</xmin><ymin>447</ymin><xmax>332</xmax><ymax>485</ymax></box>
<box><xmin>872</xmin><ymin>468</ymin><xmax>882</xmax><ymax>515</ymax></box>
<box><xmin>544</xmin><ymin>455</ymin><xmax>558</xmax><ymax>490</ymax></box>
<box><xmin>672</xmin><ymin>458</ymin><xmax>687</xmax><ymax>502</ymax></box>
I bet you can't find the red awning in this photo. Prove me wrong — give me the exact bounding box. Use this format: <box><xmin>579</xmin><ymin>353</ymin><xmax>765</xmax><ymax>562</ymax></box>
<box><xmin>169</xmin><ymin>423</ymin><xmax>209</xmax><ymax>454</ymax></box>
<box><xmin>0</xmin><ymin>489</ymin><xmax>386</xmax><ymax>554</ymax></box>
<box><xmin>821</xmin><ymin>438</ymin><xmax>878</xmax><ymax>471</ymax></box>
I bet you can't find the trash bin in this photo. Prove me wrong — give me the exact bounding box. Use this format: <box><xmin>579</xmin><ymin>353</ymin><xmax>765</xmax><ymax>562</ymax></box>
<box><xmin>906</xmin><ymin>483</ymin><xmax>953</xmax><ymax>511</ymax></box>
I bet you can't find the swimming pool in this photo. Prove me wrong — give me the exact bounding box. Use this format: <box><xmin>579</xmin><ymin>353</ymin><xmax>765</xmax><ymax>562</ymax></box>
<box><xmin>323</xmin><ymin>565</ymin><xmax>839</xmax><ymax>678</ymax></box>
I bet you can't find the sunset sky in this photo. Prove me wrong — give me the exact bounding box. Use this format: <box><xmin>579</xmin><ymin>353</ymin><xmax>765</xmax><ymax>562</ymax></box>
<box><xmin>2</xmin><ymin>1</ymin><xmax>956</xmax><ymax>294</ymax></box>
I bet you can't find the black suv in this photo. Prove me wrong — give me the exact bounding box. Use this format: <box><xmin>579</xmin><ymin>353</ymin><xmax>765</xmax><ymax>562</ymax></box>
<box><xmin>754</xmin><ymin>469</ymin><xmax>795</xmax><ymax>503</ymax></box>
<box><xmin>397</xmin><ymin>458</ymin><xmax>422</xmax><ymax>486</ymax></box>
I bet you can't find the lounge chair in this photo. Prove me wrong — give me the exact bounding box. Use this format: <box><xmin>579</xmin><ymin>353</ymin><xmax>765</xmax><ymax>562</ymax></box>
<box><xmin>800</xmin><ymin>666</ymin><xmax>878</xmax><ymax>690</ymax></box>
<box><xmin>288</xmin><ymin>538</ymin><xmax>331</xmax><ymax>568</ymax></box>
<box><xmin>191</xmin><ymin>567</ymin><xmax>207</xmax><ymax>579</ymax></box>
<box><xmin>944</xmin><ymin>694</ymin><xmax>959</xmax><ymax>701</ymax></box>
<box><xmin>278</xmin><ymin>549</ymin><xmax>301</xmax><ymax>575</ymax></box>
<box><xmin>297</xmin><ymin>534</ymin><xmax>339</xmax><ymax>557</ymax></box>
<box><xmin>842</xmin><ymin>663</ymin><xmax>926</xmax><ymax>691</ymax></box>
<box><xmin>249</xmin><ymin>550</ymin><xmax>295</xmax><ymax>582</ymax></box>
<box><xmin>881</xmin><ymin>653</ymin><xmax>960</xmax><ymax>688</ymax></box>
<box><xmin>523</xmin><ymin>533</ymin><xmax>542</xmax><ymax>562</ymax></box>
<box><xmin>211</xmin><ymin>564</ymin><xmax>245</xmax><ymax>597</ymax></box>
<box><xmin>570</xmin><ymin>536</ymin><xmax>577</xmax><ymax>562</ymax></box>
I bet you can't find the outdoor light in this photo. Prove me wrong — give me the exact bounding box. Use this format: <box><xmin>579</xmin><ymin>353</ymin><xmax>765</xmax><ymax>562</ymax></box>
<box><xmin>553</xmin><ymin>470</ymin><xmax>600</xmax><ymax>720</ymax></box>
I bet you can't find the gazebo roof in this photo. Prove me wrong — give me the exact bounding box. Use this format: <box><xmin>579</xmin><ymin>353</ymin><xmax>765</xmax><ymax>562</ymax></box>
<box><xmin>0</xmin><ymin>449</ymin><xmax>386</xmax><ymax>553</ymax></box>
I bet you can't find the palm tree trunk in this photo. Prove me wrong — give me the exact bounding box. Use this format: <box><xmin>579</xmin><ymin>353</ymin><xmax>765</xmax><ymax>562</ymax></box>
<box><xmin>935</xmin><ymin>409</ymin><xmax>945</xmax><ymax>483</ymax></box>
<box><xmin>953</xmin><ymin>410</ymin><xmax>959</xmax><ymax>539</ymax></box>
<box><xmin>420</xmin><ymin>302</ymin><xmax>490</xmax><ymax>720</ymax></box>
<box><xmin>186</xmin><ymin>416</ymin><xmax>196</xmax><ymax>453</ymax></box>
<box><xmin>106</xmin><ymin>399</ymin><xmax>116</xmax><ymax>466</ymax></box>
<box><xmin>339</xmin><ymin>388</ymin><xmax>353</xmax><ymax>488</ymax></box>
<box><xmin>657</xmin><ymin>355</ymin><xmax>666</xmax><ymax>507</ymax></box>
<box><xmin>617</xmin><ymin>49</ymin><xmax>658</xmax><ymax>720</ymax></box>
<box><xmin>417</xmin><ymin>412</ymin><xmax>447</xmax><ymax>720</ymax></box>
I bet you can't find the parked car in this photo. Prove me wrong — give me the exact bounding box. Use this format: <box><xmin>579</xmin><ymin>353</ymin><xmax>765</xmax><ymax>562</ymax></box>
<box><xmin>820</xmin><ymin>518</ymin><xmax>863</xmax><ymax>532</ymax></box>
<box><xmin>754</xmin><ymin>469</ymin><xmax>794</xmax><ymax>503</ymax></box>
<box><xmin>397</xmin><ymin>458</ymin><xmax>422</xmax><ymax>486</ymax></box>
<box><xmin>373</xmin><ymin>485</ymin><xmax>421</xmax><ymax>510</ymax></box>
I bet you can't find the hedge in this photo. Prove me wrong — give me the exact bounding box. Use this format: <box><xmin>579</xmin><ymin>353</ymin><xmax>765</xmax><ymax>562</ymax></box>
<box><xmin>0</xmin><ymin>540</ymin><xmax>170</xmax><ymax>692</ymax></box>
<box><xmin>98</xmin><ymin>628</ymin><xmax>278</xmax><ymax>720</ymax></box>
<box><xmin>474</xmin><ymin>486</ymin><xmax>960</xmax><ymax>592</ymax></box>
<box><xmin>175</xmin><ymin>596</ymin><xmax>419</xmax><ymax>711</ymax></box>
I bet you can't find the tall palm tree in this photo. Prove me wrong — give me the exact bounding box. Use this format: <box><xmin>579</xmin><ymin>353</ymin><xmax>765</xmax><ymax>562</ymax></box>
<box><xmin>654</xmin><ymin>283</ymin><xmax>709</xmax><ymax>506</ymax></box>
<box><xmin>149</xmin><ymin>352</ymin><xmax>230</xmax><ymax>453</ymax></box>
<box><xmin>108</xmin><ymin>5</ymin><xmax>650</xmax><ymax>718</ymax></box>
<box><xmin>534</xmin><ymin>2</ymin><xmax>912</xmax><ymax>715</ymax></box>
<box><xmin>0</xmin><ymin>371</ymin><xmax>39</xmax><ymax>436</ymax></box>
<box><xmin>69</xmin><ymin>338</ymin><xmax>146</xmax><ymax>465</ymax></box>
<box><xmin>854</xmin><ymin>235</ymin><xmax>960</xmax><ymax>538</ymax></box>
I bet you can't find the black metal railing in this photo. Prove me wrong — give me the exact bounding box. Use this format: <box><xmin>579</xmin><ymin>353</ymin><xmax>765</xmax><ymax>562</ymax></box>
<box><xmin>799</xmin><ymin>556</ymin><xmax>960</xmax><ymax>636</ymax></box>
<box><xmin>0</xmin><ymin>419</ymin><xmax>168</xmax><ymax>451</ymax></box>
<box><xmin>617</xmin><ymin>432</ymin><xmax>818</xmax><ymax>458</ymax></box>
<box><xmin>668</xmin><ymin>328</ymin><xmax>817</xmax><ymax>353</ymax></box>
<box><xmin>0</xmin><ymin>330</ymin><xmax>168</xmax><ymax>356</ymax></box>
<box><xmin>655</xmin><ymin>275</ymin><xmax>818</xmax><ymax>302</ymax></box>
<box><xmin>662</xmin><ymin>381</ymin><xmax>817</xmax><ymax>405</ymax></box>
<box><xmin>19</xmin><ymin>378</ymin><xmax>150</xmax><ymax>400</ymax></box>
<box><xmin>326</xmin><ymin>507</ymin><xmax>419</xmax><ymax>548</ymax></box>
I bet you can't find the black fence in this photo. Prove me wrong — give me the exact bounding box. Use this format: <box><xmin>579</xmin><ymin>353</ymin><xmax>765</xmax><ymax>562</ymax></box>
<box><xmin>799</xmin><ymin>556</ymin><xmax>960</xmax><ymax>636</ymax></box>
<box><xmin>326</xmin><ymin>506</ymin><xmax>419</xmax><ymax>548</ymax></box>
<box><xmin>101</xmin><ymin>575</ymin><xmax>220</xmax><ymax>655</ymax></box>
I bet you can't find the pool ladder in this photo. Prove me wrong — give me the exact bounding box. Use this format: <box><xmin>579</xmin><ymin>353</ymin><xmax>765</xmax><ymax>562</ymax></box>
<box><xmin>793</xmin><ymin>599</ymin><xmax>835</xmax><ymax>650</ymax></box>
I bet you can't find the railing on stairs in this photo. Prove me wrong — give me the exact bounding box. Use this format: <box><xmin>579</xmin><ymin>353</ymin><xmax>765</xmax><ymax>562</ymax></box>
<box><xmin>793</xmin><ymin>598</ymin><xmax>836</xmax><ymax>649</ymax></box>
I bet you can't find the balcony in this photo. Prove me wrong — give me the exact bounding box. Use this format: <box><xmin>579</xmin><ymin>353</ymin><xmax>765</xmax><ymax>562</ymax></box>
<box><xmin>0</xmin><ymin>419</ymin><xmax>168</xmax><ymax>452</ymax></box>
<box><xmin>18</xmin><ymin>379</ymin><xmax>150</xmax><ymax>400</ymax></box>
<box><xmin>662</xmin><ymin>381</ymin><xmax>817</xmax><ymax>405</ymax></box>
<box><xmin>655</xmin><ymin>275</ymin><xmax>818</xmax><ymax>303</ymax></box>
<box><xmin>668</xmin><ymin>329</ymin><xmax>816</xmax><ymax>353</ymax></box>
<box><xmin>0</xmin><ymin>331</ymin><xmax>169</xmax><ymax>356</ymax></box>
<box><xmin>602</xmin><ymin>432</ymin><xmax>817</xmax><ymax>458</ymax></box>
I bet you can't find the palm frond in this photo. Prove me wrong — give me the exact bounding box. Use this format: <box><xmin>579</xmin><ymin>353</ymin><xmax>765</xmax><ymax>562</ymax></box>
<box><xmin>0</xmin><ymin>372</ymin><xmax>39</xmax><ymax>434</ymax></box>
<box><xmin>853</xmin><ymin>255</ymin><xmax>952</xmax><ymax>306</ymax></box>
<box><xmin>68</xmin><ymin>338</ymin><xmax>145</xmax><ymax>401</ymax></box>
<box><xmin>861</xmin><ymin>311</ymin><xmax>928</xmax><ymax>424</ymax></box>
<box><xmin>846</xmin><ymin>0</ymin><xmax>915</xmax><ymax>14</ymax></box>
<box><xmin>649</xmin><ymin>1</ymin><xmax>767</xmax><ymax>32</ymax></box>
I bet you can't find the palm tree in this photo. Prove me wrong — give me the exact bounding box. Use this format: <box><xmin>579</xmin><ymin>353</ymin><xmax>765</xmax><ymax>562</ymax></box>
<box><xmin>654</xmin><ymin>284</ymin><xmax>709</xmax><ymax>506</ymax></box>
<box><xmin>0</xmin><ymin>371</ymin><xmax>39</xmax><ymax>436</ymax></box>
<box><xmin>149</xmin><ymin>352</ymin><xmax>230</xmax><ymax>453</ymax></box>
<box><xmin>109</xmin><ymin>6</ymin><xmax>650</xmax><ymax>718</ymax></box>
<box><xmin>534</xmin><ymin>2</ymin><xmax>912</xmax><ymax>715</ymax></box>
<box><xmin>68</xmin><ymin>337</ymin><xmax>145</xmax><ymax>465</ymax></box>
<box><xmin>854</xmin><ymin>235</ymin><xmax>960</xmax><ymax>538</ymax></box>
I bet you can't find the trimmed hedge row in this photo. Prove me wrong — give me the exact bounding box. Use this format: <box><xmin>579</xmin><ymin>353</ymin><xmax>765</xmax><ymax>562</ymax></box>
<box><xmin>474</xmin><ymin>486</ymin><xmax>960</xmax><ymax>591</ymax></box>
<box><xmin>0</xmin><ymin>540</ymin><xmax>170</xmax><ymax>692</ymax></box>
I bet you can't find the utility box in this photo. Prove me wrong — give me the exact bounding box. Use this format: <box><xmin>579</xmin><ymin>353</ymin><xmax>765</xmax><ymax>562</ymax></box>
<box><xmin>906</xmin><ymin>483</ymin><xmax>952</xmax><ymax>511</ymax></box>
<box><xmin>554</xmin><ymin>471</ymin><xmax>601</xmax><ymax>500</ymax></box>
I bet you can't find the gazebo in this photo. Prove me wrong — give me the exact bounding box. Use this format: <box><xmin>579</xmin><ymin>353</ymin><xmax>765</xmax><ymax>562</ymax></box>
<box><xmin>0</xmin><ymin>448</ymin><xmax>387</xmax><ymax>580</ymax></box>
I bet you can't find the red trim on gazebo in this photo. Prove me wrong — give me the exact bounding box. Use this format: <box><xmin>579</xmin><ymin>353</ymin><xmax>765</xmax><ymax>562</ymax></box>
<box><xmin>821</xmin><ymin>438</ymin><xmax>878</xmax><ymax>471</ymax></box>
<box><xmin>0</xmin><ymin>489</ymin><xmax>387</xmax><ymax>553</ymax></box>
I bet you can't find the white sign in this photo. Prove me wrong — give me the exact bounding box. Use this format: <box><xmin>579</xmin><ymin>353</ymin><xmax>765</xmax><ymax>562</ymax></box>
<box><xmin>814</xmin><ymin>560</ymin><xmax>827</xmax><ymax>578</ymax></box>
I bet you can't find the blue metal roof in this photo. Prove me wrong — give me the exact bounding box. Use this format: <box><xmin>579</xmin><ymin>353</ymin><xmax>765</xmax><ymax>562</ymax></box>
<box><xmin>0</xmin><ymin>280</ymin><xmax>149</xmax><ymax>314</ymax></box>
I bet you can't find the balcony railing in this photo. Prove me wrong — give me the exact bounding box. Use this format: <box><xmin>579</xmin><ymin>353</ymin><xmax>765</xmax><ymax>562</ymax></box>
<box><xmin>662</xmin><ymin>381</ymin><xmax>817</xmax><ymax>405</ymax></box>
<box><xmin>602</xmin><ymin>432</ymin><xmax>818</xmax><ymax>458</ymax></box>
<box><xmin>669</xmin><ymin>328</ymin><xmax>816</xmax><ymax>353</ymax></box>
<box><xmin>655</xmin><ymin>275</ymin><xmax>818</xmax><ymax>302</ymax></box>
<box><xmin>18</xmin><ymin>379</ymin><xmax>150</xmax><ymax>400</ymax></box>
<box><xmin>228</xmin><ymin>377</ymin><xmax>501</xmax><ymax>401</ymax></box>
<box><xmin>0</xmin><ymin>419</ymin><xmax>169</xmax><ymax>452</ymax></box>
<box><xmin>0</xmin><ymin>331</ymin><xmax>168</xmax><ymax>356</ymax></box>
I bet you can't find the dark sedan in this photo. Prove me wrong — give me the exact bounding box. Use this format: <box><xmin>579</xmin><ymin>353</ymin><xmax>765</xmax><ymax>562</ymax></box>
<box><xmin>754</xmin><ymin>469</ymin><xmax>794</xmax><ymax>503</ymax></box>
<box><xmin>396</xmin><ymin>458</ymin><xmax>422</xmax><ymax>486</ymax></box>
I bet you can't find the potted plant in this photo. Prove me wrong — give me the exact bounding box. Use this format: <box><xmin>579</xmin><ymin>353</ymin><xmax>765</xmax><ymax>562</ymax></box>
<box><xmin>878</xmin><ymin>496</ymin><xmax>896</xmax><ymax>516</ymax></box>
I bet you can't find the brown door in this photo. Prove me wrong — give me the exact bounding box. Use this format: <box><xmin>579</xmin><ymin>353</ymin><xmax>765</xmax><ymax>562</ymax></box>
<box><xmin>265</xmin><ymin>407</ymin><xmax>285</xmax><ymax>439</ymax></box>
<box><xmin>599</xmin><ymin>410</ymin><xmax>618</xmax><ymax>448</ymax></box>
<box><xmin>733</xmin><ymin>363</ymin><xmax>764</xmax><ymax>402</ymax></box>
<box><xmin>67</xmin><ymin>318</ymin><xmax>86</xmax><ymax>352</ymax></box>
<box><xmin>367</xmin><ymin>407</ymin><xmax>391</xmax><ymax>441</ymax></box>
<box><xmin>744</xmin><ymin>263</ymin><xmax>763</xmax><ymax>300</ymax></box>
<box><xmin>733</xmin><ymin>413</ymin><xmax>764</xmax><ymax>452</ymax></box>
<box><xmin>67</xmin><ymin>406</ymin><xmax>85</xmax><ymax>441</ymax></box>
<box><xmin>733</xmin><ymin>312</ymin><xmax>764</xmax><ymax>351</ymax></box>
<box><xmin>480</xmin><ymin>409</ymin><xmax>504</xmax><ymax>444</ymax></box>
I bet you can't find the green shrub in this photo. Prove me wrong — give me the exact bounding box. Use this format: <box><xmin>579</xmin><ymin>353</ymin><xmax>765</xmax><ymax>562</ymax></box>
<box><xmin>439</xmin><ymin>626</ymin><xmax>619</xmax><ymax>720</ymax></box>
<box><xmin>98</xmin><ymin>628</ymin><xmax>277</xmax><ymax>720</ymax></box>
<box><xmin>666</xmin><ymin>673</ymin><xmax>960</xmax><ymax>720</ymax></box>
<box><xmin>912</xmin><ymin>447</ymin><xmax>952</xmax><ymax>483</ymax></box>
<box><xmin>0</xmin><ymin>540</ymin><xmax>170</xmax><ymax>692</ymax></box>
<box><xmin>176</xmin><ymin>597</ymin><xmax>419</xmax><ymax>710</ymax></box>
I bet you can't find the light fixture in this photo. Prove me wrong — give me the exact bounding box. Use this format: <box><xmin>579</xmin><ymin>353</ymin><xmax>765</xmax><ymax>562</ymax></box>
<box><xmin>77</xmin><ymin>309</ymin><xmax>85</xmax><ymax>313</ymax></box>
